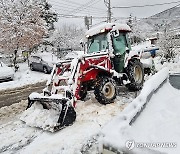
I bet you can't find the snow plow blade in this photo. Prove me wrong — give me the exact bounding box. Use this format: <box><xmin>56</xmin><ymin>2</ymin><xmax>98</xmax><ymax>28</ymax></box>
<box><xmin>20</xmin><ymin>97</ymin><xmax>76</xmax><ymax>132</ymax></box>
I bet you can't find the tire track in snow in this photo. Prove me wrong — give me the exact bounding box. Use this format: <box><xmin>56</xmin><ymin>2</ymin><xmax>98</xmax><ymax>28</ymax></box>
<box><xmin>0</xmin><ymin>88</ymin><xmax>138</xmax><ymax>154</ymax></box>
<box><xmin>0</xmin><ymin>121</ymin><xmax>43</xmax><ymax>154</ymax></box>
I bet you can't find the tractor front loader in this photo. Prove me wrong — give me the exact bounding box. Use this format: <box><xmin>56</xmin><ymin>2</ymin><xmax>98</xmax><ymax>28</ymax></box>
<box><xmin>21</xmin><ymin>23</ymin><xmax>144</xmax><ymax>132</ymax></box>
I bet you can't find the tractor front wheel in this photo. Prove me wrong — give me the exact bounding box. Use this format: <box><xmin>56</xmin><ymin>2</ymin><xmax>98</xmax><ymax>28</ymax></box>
<box><xmin>94</xmin><ymin>76</ymin><xmax>117</xmax><ymax>105</ymax></box>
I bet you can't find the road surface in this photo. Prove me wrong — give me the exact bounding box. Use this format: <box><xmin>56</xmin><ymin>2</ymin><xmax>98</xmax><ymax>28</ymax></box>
<box><xmin>0</xmin><ymin>81</ymin><xmax>46</xmax><ymax>108</ymax></box>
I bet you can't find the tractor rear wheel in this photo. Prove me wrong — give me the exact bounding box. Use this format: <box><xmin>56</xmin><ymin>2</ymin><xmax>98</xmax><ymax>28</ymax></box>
<box><xmin>94</xmin><ymin>76</ymin><xmax>117</xmax><ymax>105</ymax></box>
<box><xmin>126</xmin><ymin>60</ymin><xmax>144</xmax><ymax>91</ymax></box>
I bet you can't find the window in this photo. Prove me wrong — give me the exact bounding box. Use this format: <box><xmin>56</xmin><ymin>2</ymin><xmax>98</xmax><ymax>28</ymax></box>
<box><xmin>112</xmin><ymin>33</ymin><xmax>128</xmax><ymax>55</ymax></box>
<box><xmin>88</xmin><ymin>33</ymin><xmax>108</xmax><ymax>53</ymax></box>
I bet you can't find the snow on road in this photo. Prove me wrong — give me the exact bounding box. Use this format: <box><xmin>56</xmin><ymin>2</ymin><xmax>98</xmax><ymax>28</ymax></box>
<box><xmin>0</xmin><ymin>92</ymin><xmax>134</xmax><ymax>154</ymax></box>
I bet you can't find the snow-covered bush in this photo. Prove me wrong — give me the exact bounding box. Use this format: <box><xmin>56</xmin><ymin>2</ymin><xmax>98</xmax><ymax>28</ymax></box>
<box><xmin>158</xmin><ymin>29</ymin><xmax>180</xmax><ymax>62</ymax></box>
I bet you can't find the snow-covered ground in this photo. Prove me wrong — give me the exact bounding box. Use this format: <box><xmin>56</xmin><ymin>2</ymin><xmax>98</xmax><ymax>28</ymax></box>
<box><xmin>0</xmin><ymin>47</ymin><xmax>180</xmax><ymax>154</ymax></box>
<box><xmin>102</xmin><ymin>68</ymin><xmax>180</xmax><ymax>154</ymax></box>
<box><xmin>0</xmin><ymin>91</ymin><xmax>135</xmax><ymax>154</ymax></box>
<box><xmin>0</xmin><ymin>62</ymin><xmax>50</xmax><ymax>91</ymax></box>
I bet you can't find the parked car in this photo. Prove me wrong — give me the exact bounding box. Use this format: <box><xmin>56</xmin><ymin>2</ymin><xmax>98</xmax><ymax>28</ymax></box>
<box><xmin>29</xmin><ymin>53</ymin><xmax>58</xmax><ymax>74</ymax></box>
<box><xmin>0</xmin><ymin>62</ymin><xmax>14</xmax><ymax>82</ymax></box>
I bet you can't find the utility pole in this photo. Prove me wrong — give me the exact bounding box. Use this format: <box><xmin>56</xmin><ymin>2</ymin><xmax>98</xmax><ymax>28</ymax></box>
<box><xmin>104</xmin><ymin>0</ymin><xmax>112</xmax><ymax>23</ymax></box>
<box><xmin>84</xmin><ymin>16</ymin><xmax>92</xmax><ymax>30</ymax></box>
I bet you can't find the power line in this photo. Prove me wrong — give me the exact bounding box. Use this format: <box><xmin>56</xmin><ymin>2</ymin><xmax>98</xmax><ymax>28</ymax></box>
<box><xmin>50</xmin><ymin>0</ymin><xmax>106</xmax><ymax>13</ymax></box>
<box><xmin>57</xmin><ymin>13</ymin><xmax>107</xmax><ymax>19</ymax></box>
<box><xmin>49</xmin><ymin>0</ymin><xmax>106</xmax><ymax>19</ymax></box>
<box><xmin>60</xmin><ymin>0</ymin><xmax>106</xmax><ymax>11</ymax></box>
<box><xmin>51</xmin><ymin>4</ymin><xmax>106</xmax><ymax>15</ymax></box>
<box><xmin>113</xmin><ymin>0</ymin><xmax>180</xmax><ymax>8</ymax></box>
<box><xmin>49</xmin><ymin>0</ymin><xmax>106</xmax><ymax>13</ymax></box>
<box><xmin>68</xmin><ymin>0</ymin><xmax>101</xmax><ymax>15</ymax></box>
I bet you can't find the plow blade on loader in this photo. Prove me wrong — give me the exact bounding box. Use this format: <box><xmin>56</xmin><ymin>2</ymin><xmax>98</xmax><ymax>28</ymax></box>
<box><xmin>20</xmin><ymin>93</ymin><xmax>76</xmax><ymax>132</ymax></box>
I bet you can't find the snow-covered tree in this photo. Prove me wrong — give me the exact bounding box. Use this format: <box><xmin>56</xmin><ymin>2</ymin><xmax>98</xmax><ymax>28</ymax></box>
<box><xmin>38</xmin><ymin>0</ymin><xmax>57</xmax><ymax>34</ymax></box>
<box><xmin>0</xmin><ymin>0</ymin><xmax>57</xmax><ymax>66</ymax></box>
<box><xmin>126</xmin><ymin>15</ymin><xmax>145</xmax><ymax>45</ymax></box>
<box><xmin>158</xmin><ymin>26</ymin><xmax>179</xmax><ymax>61</ymax></box>
<box><xmin>51</xmin><ymin>24</ymin><xmax>85</xmax><ymax>57</ymax></box>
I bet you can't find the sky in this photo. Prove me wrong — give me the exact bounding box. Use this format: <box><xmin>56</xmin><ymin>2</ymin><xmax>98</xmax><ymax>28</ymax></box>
<box><xmin>47</xmin><ymin>0</ymin><xmax>180</xmax><ymax>28</ymax></box>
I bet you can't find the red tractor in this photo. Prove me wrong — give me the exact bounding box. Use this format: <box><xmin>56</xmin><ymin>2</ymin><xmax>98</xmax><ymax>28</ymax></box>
<box><xmin>23</xmin><ymin>23</ymin><xmax>144</xmax><ymax>132</ymax></box>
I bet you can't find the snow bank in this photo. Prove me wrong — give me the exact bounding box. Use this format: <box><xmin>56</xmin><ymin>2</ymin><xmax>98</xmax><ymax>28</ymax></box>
<box><xmin>101</xmin><ymin>67</ymin><xmax>170</xmax><ymax>152</ymax></box>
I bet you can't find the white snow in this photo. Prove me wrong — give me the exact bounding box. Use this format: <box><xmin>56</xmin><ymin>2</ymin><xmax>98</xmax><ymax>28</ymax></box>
<box><xmin>0</xmin><ymin>41</ymin><xmax>180</xmax><ymax>154</ymax></box>
<box><xmin>101</xmin><ymin>68</ymin><xmax>180</xmax><ymax>154</ymax></box>
<box><xmin>0</xmin><ymin>62</ymin><xmax>49</xmax><ymax>91</ymax></box>
<box><xmin>0</xmin><ymin>92</ymin><xmax>132</xmax><ymax>154</ymax></box>
<box><xmin>30</xmin><ymin>52</ymin><xmax>59</xmax><ymax>65</ymax></box>
<box><xmin>85</xmin><ymin>23</ymin><xmax>131</xmax><ymax>37</ymax></box>
<box><xmin>20</xmin><ymin>103</ymin><xmax>60</xmax><ymax>132</ymax></box>
<box><xmin>0</xmin><ymin>62</ymin><xmax>14</xmax><ymax>80</ymax></box>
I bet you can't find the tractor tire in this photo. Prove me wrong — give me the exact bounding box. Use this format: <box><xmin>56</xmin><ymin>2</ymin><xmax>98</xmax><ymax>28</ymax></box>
<box><xmin>94</xmin><ymin>76</ymin><xmax>117</xmax><ymax>105</ymax></box>
<box><xmin>126</xmin><ymin>60</ymin><xmax>144</xmax><ymax>91</ymax></box>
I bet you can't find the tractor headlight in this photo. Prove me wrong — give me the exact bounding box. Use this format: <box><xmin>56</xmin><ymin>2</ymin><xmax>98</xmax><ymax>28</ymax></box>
<box><xmin>100</xmin><ymin>28</ymin><xmax>105</xmax><ymax>33</ymax></box>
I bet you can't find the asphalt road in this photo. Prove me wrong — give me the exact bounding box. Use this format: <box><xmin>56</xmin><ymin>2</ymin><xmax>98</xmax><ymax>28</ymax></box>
<box><xmin>0</xmin><ymin>81</ymin><xmax>46</xmax><ymax>108</ymax></box>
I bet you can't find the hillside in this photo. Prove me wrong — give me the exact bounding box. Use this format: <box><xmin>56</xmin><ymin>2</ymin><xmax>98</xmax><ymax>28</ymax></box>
<box><xmin>134</xmin><ymin>5</ymin><xmax>180</xmax><ymax>37</ymax></box>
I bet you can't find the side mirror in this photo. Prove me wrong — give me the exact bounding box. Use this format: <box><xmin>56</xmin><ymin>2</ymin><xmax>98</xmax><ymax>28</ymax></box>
<box><xmin>112</xmin><ymin>29</ymin><xmax>119</xmax><ymax>37</ymax></box>
<box><xmin>80</xmin><ymin>41</ymin><xmax>85</xmax><ymax>48</ymax></box>
<box><xmin>126</xmin><ymin>47</ymin><xmax>130</xmax><ymax>53</ymax></box>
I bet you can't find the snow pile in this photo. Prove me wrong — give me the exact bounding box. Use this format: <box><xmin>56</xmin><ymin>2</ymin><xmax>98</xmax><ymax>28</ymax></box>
<box><xmin>160</xmin><ymin>61</ymin><xmax>180</xmax><ymax>73</ymax></box>
<box><xmin>153</xmin><ymin>55</ymin><xmax>180</xmax><ymax>74</ymax></box>
<box><xmin>124</xmin><ymin>82</ymin><xmax>180</xmax><ymax>154</ymax></box>
<box><xmin>75</xmin><ymin>98</ymin><xmax>128</xmax><ymax>127</ymax></box>
<box><xmin>101</xmin><ymin>67</ymin><xmax>170</xmax><ymax>152</ymax></box>
<box><xmin>20</xmin><ymin>103</ymin><xmax>60</xmax><ymax>132</ymax></box>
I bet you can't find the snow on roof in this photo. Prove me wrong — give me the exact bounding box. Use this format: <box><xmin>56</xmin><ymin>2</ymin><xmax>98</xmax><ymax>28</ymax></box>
<box><xmin>85</xmin><ymin>23</ymin><xmax>131</xmax><ymax>37</ymax></box>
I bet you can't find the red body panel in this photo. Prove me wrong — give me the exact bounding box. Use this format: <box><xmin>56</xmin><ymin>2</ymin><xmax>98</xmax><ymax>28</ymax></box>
<box><xmin>52</xmin><ymin>53</ymin><xmax>113</xmax><ymax>105</ymax></box>
<box><xmin>80</xmin><ymin>55</ymin><xmax>112</xmax><ymax>82</ymax></box>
